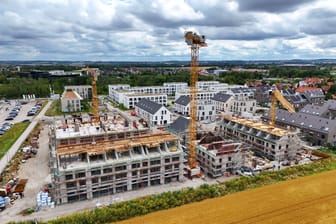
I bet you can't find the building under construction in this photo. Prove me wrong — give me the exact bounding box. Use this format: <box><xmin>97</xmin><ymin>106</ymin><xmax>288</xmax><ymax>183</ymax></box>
<box><xmin>49</xmin><ymin>113</ymin><xmax>184</xmax><ymax>204</ymax></box>
<box><xmin>218</xmin><ymin>115</ymin><xmax>300</xmax><ymax>161</ymax></box>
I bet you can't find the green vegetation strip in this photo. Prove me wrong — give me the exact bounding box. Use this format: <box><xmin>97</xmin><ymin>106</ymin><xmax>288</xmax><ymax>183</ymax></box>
<box><xmin>12</xmin><ymin>152</ymin><xmax>336</xmax><ymax>224</ymax></box>
<box><xmin>0</xmin><ymin>121</ymin><xmax>30</xmax><ymax>159</ymax></box>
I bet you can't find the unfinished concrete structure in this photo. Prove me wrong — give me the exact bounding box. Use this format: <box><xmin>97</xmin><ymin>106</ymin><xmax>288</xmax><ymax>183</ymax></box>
<box><xmin>49</xmin><ymin>113</ymin><xmax>184</xmax><ymax>204</ymax></box>
<box><xmin>218</xmin><ymin>115</ymin><xmax>300</xmax><ymax>161</ymax></box>
<box><xmin>197</xmin><ymin>141</ymin><xmax>243</xmax><ymax>178</ymax></box>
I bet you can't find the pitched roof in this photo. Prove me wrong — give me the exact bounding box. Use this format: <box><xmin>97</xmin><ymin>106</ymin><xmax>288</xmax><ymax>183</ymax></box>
<box><xmin>212</xmin><ymin>93</ymin><xmax>232</xmax><ymax>103</ymax></box>
<box><xmin>300</xmin><ymin>89</ymin><xmax>324</xmax><ymax>99</ymax></box>
<box><xmin>135</xmin><ymin>98</ymin><xmax>162</xmax><ymax>115</ymax></box>
<box><xmin>295</xmin><ymin>86</ymin><xmax>321</xmax><ymax>93</ymax></box>
<box><xmin>273</xmin><ymin>109</ymin><xmax>336</xmax><ymax>134</ymax></box>
<box><xmin>62</xmin><ymin>89</ymin><xmax>82</xmax><ymax>100</ymax></box>
<box><xmin>167</xmin><ymin>116</ymin><xmax>189</xmax><ymax>134</ymax></box>
<box><xmin>300</xmin><ymin>100</ymin><xmax>336</xmax><ymax>116</ymax></box>
<box><xmin>175</xmin><ymin>95</ymin><xmax>190</xmax><ymax>106</ymax></box>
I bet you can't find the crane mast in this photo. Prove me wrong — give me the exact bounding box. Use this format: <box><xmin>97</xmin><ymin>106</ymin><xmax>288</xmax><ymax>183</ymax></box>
<box><xmin>269</xmin><ymin>89</ymin><xmax>296</xmax><ymax>126</ymax></box>
<box><xmin>184</xmin><ymin>31</ymin><xmax>207</xmax><ymax>170</ymax></box>
<box><xmin>86</xmin><ymin>68</ymin><xmax>99</xmax><ymax>123</ymax></box>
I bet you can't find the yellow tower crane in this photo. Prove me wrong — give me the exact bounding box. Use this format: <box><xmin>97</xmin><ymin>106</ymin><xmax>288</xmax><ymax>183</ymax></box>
<box><xmin>184</xmin><ymin>31</ymin><xmax>207</xmax><ymax>174</ymax></box>
<box><xmin>269</xmin><ymin>88</ymin><xmax>295</xmax><ymax>126</ymax></box>
<box><xmin>85</xmin><ymin>68</ymin><xmax>100</xmax><ymax>123</ymax></box>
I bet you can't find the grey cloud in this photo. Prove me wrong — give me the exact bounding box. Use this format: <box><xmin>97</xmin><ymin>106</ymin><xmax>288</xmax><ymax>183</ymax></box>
<box><xmin>236</xmin><ymin>0</ymin><xmax>317</xmax><ymax>12</ymax></box>
<box><xmin>300</xmin><ymin>8</ymin><xmax>336</xmax><ymax>35</ymax></box>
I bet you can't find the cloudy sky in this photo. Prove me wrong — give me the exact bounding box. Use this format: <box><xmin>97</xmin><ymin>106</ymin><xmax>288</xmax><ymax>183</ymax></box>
<box><xmin>0</xmin><ymin>0</ymin><xmax>336</xmax><ymax>61</ymax></box>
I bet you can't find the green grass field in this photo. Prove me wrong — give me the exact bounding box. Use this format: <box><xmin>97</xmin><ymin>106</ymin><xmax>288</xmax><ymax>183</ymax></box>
<box><xmin>0</xmin><ymin>120</ymin><xmax>30</xmax><ymax>159</ymax></box>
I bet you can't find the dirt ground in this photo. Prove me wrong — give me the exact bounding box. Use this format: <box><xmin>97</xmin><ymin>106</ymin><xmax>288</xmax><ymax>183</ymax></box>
<box><xmin>1</xmin><ymin>123</ymin><xmax>51</xmax><ymax>222</ymax></box>
<box><xmin>119</xmin><ymin>170</ymin><xmax>336</xmax><ymax>224</ymax></box>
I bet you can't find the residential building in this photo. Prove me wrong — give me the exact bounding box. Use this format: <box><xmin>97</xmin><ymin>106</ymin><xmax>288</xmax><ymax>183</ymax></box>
<box><xmin>125</xmin><ymin>93</ymin><xmax>167</xmax><ymax>109</ymax></box>
<box><xmin>281</xmin><ymin>89</ymin><xmax>308</xmax><ymax>111</ymax></box>
<box><xmin>49</xmin><ymin>115</ymin><xmax>184</xmax><ymax>204</ymax></box>
<box><xmin>174</xmin><ymin>96</ymin><xmax>215</xmax><ymax>121</ymax></box>
<box><xmin>64</xmin><ymin>85</ymin><xmax>92</xmax><ymax>99</ymax></box>
<box><xmin>300</xmin><ymin>100</ymin><xmax>336</xmax><ymax>119</ymax></box>
<box><xmin>269</xmin><ymin>109</ymin><xmax>336</xmax><ymax>145</ymax></box>
<box><xmin>61</xmin><ymin>89</ymin><xmax>82</xmax><ymax>112</ymax></box>
<box><xmin>212</xmin><ymin>93</ymin><xmax>233</xmax><ymax>112</ymax></box>
<box><xmin>253</xmin><ymin>86</ymin><xmax>272</xmax><ymax>106</ymax></box>
<box><xmin>197</xmin><ymin>81</ymin><xmax>220</xmax><ymax>90</ymax></box>
<box><xmin>218</xmin><ymin>115</ymin><xmax>300</xmax><ymax>161</ymax></box>
<box><xmin>300</xmin><ymin>89</ymin><xmax>325</xmax><ymax>105</ymax></box>
<box><xmin>135</xmin><ymin>99</ymin><xmax>171</xmax><ymax>126</ymax></box>
<box><xmin>197</xmin><ymin>141</ymin><xmax>243</xmax><ymax>178</ymax></box>
<box><xmin>175</xmin><ymin>90</ymin><xmax>217</xmax><ymax>101</ymax></box>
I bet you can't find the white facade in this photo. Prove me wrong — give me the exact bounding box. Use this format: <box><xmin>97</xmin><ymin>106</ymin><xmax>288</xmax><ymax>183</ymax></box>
<box><xmin>174</xmin><ymin>99</ymin><xmax>216</xmax><ymax>121</ymax></box>
<box><xmin>197</xmin><ymin>81</ymin><xmax>220</xmax><ymax>90</ymax></box>
<box><xmin>64</xmin><ymin>85</ymin><xmax>92</xmax><ymax>99</ymax></box>
<box><xmin>61</xmin><ymin>89</ymin><xmax>82</xmax><ymax>112</ymax></box>
<box><xmin>108</xmin><ymin>83</ymin><xmax>187</xmax><ymax>98</ymax></box>
<box><xmin>230</xmin><ymin>95</ymin><xmax>257</xmax><ymax>114</ymax></box>
<box><xmin>125</xmin><ymin>94</ymin><xmax>167</xmax><ymax>109</ymax></box>
<box><xmin>213</xmin><ymin>97</ymin><xmax>233</xmax><ymax>112</ymax></box>
<box><xmin>175</xmin><ymin>90</ymin><xmax>217</xmax><ymax>101</ymax></box>
<box><xmin>135</xmin><ymin>104</ymin><xmax>171</xmax><ymax>126</ymax></box>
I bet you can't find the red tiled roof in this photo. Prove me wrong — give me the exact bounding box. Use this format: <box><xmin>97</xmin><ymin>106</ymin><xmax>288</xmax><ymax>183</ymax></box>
<box><xmin>321</xmin><ymin>85</ymin><xmax>331</xmax><ymax>92</ymax></box>
<box><xmin>295</xmin><ymin>86</ymin><xmax>321</xmax><ymax>93</ymax></box>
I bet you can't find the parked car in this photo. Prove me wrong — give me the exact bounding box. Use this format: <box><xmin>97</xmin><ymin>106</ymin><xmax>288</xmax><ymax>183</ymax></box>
<box><xmin>27</xmin><ymin>111</ymin><xmax>36</xmax><ymax>116</ymax></box>
<box><xmin>3</xmin><ymin>122</ymin><xmax>13</xmax><ymax>127</ymax></box>
<box><xmin>237</xmin><ymin>166</ymin><xmax>254</xmax><ymax>176</ymax></box>
<box><xmin>5</xmin><ymin>116</ymin><xmax>14</xmax><ymax>120</ymax></box>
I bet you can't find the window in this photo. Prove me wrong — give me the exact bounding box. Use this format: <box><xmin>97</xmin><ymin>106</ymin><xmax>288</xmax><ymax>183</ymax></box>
<box><xmin>132</xmin><ymin>163</ymin><xmax>140</xmax><ymax>169</ymax></box>
<box><xmin>66</xmin><ymin>182</ymin><xmax>76</xmax><ymax>188</ymax></box>
<box><xmin>76</xmin><ymin>172</ymin><xmax>86</xmax><ymax>178</ymax></box>
<box><xmin>150</xmin><ymin>160</ymin><xmax>161</xmax><ymax>165</ymax></box>
<box><xmin>79</xmin><ymin>180</ymin><xmax>86</xmax><ymax>186</ymax></box>
<box><xmin>65</xmin><ymin>174</ymin><xmax>73</xmax><ymax>180</ymax></box>
<box><xmin>116</xmin><ymin>173</ymin><xmax>127</xmax><ymax>179</ymax></box>
<box><xmin>103</xmin><ymin>168</ymin><xmax>112</xmax><ymax>174</ymax></box>
<box><xmin>92</xmin><ymin>178</ymin><xmax>99</xmax><ymax>184</ymax></box>
<box><xmin>115</xmin><ymin>165</ymin><xmax>127</xmax><ymax>171</ymax></box>
<box><xmin>91</xmin><ymin>170</ymin><xmax>101</xmax><ymax>176</ymax></box>
<box><xmin>101</xmin><ymin>175</ymin><xmax>113</xmax><ymax>182</ymax></box>
<box><xmin>172</xmin><ymin>156</ymin><xmax>179</xmax><ymax>162</ymax></box>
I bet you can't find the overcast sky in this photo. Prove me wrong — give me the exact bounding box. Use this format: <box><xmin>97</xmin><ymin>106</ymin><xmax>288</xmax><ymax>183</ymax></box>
<box><xmin>0</xmin><ymin>0</ymin><xmax>336</xmax><ymax>61</ymax></box>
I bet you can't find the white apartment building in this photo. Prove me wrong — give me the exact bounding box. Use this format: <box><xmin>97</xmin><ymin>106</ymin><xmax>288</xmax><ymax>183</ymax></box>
<box><xmin>212</xmin><ymin>93</ymin><xmax>233</xmax><ymax>112</ymax></box>
<box><xmin>230</xmin><ymin>94</ymin><xmax>257</xmax><ymax>114</ymax></box>
<box><xmin>135</xmin><ymin>99</ymin><xmax>171</xmax><ymax>126</ymax></box>
<box><xmin>64</xmin><ymin>85</ymin><xmax>92</xmax><ymax>99</ymax></box>
<box><xmin>124</xmin><ymin>93</ymin><xmax>167</xmax><ymax>109</ymax></box>
<box><xmin>175</xmin><ymin>90</ymin><xmax>217</xmax><ymax>101</ymax></box>
<box><xmin>174</xmin><ymin>96</ymin><xmax>215</xmax><ymax>121</ymax></box>
<box><xmin>197</xmin><ymin>81</ymin><xmax>220</xmax><ymax>90</ymax></box>
<box><xmin>108</xmin><ymin>83</ymin><xmax>187</xmax><ymax>98</ymax></box>
<box><xmin>61</xmin><ymin>89</ymin><xmax>82</xmax><ymax>112</ymax></box>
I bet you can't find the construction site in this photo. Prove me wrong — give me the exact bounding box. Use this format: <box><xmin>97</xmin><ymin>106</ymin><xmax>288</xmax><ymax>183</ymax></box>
<box><xmin>49</xmin><ymin>112</ymin><xmax>184</xmax><ymax>204</ymax></box>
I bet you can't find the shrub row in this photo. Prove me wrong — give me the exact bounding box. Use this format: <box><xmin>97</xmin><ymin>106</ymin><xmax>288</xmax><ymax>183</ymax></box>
<box><xmin>11</xmin><ymin>156</ymin><xmax>336</xmax><ymax>224</ymax></box>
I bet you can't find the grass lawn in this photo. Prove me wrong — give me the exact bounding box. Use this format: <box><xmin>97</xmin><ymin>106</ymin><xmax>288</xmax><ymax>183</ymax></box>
<box><xmin>0</xmin><ymin>120</ymin><xmax>30</xmax><ymax>159</ymax></box>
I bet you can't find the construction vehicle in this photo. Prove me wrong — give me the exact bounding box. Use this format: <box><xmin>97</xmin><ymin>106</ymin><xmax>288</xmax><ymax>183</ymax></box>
<box><xmin>269</xmin><ymin>89</ymin><xmax>295</xmax><ymax>126</ymax></box>
<box><xmin>184</xmin><ymin>31</ymin><xmax>207</xmax><ymax>176</ymax></box>
<box><xmin>85</xmin><ymin>68</ymin><xmax>99</xmax><ymax>123</ymax></box>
